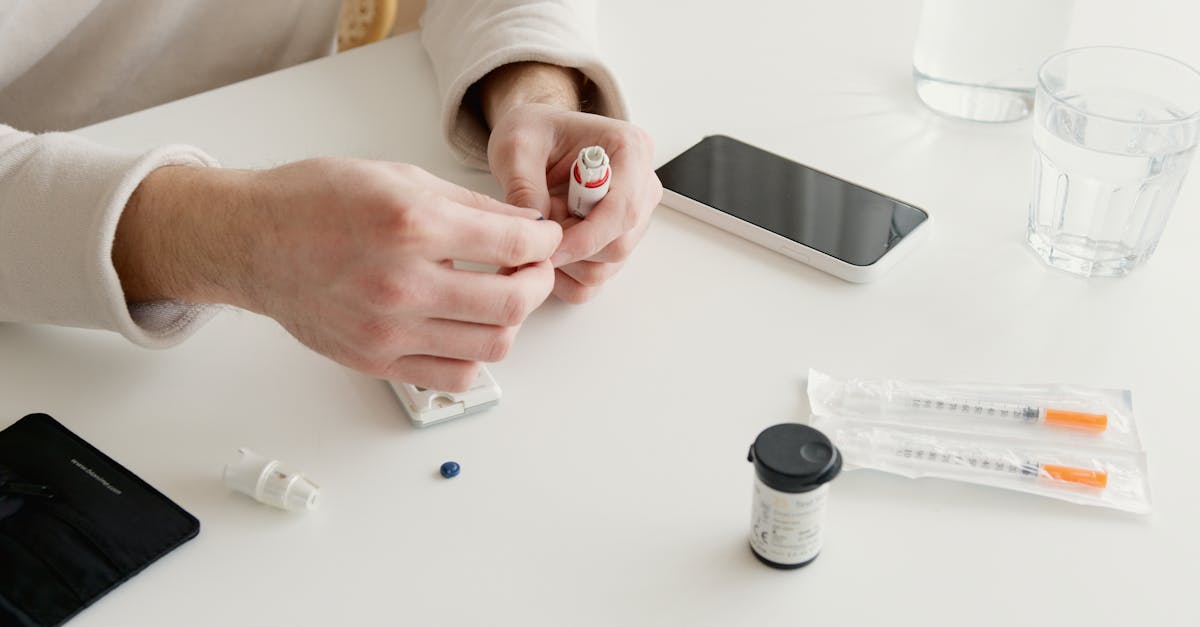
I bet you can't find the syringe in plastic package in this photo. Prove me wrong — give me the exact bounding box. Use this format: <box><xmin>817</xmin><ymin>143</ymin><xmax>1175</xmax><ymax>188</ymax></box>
<box><xmin>847</xmin><ymin>390</ymin><xmax>1108</xmax><ymax>433</ymax></box>
<box><xmin>893</xmin><ymin>444</ymin><xmax>1108</xmax><ymax>489</ymax></box>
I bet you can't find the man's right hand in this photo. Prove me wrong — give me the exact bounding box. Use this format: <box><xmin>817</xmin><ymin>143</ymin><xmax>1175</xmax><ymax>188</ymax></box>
<box><xmin>113</xmin><ymin>157</ymin><xmax>562</xmax><ymax>391</ymax></box>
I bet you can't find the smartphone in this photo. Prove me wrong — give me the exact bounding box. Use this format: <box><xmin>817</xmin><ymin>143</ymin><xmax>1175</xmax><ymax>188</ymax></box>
<box><xmin>655</xmin><ymin>135</ymin><xmax>930</xmax><ymax>282</ymax></box>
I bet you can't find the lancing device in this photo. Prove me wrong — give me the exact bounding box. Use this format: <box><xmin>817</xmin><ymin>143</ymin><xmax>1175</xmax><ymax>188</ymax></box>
<box><xmin>568</xmin><ymin>145</ymin><xmax>611</xmax><ymax>218</ymax></box>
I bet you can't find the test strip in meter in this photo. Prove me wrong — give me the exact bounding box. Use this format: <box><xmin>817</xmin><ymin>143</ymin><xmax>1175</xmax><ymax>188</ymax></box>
<box><xmin>388</xmin><ymin>366</ymin><xmax>502</xmax><ymax>427</ymax></box>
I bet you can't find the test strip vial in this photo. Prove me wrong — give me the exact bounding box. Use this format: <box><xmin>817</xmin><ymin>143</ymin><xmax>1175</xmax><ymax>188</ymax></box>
<box><xmin>747</xmin><ymin>424</ymin><xmax>842</xmax><ymax>569</ymax></box>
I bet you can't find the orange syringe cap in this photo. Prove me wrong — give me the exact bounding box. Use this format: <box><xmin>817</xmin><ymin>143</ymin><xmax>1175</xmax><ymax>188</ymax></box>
<box><xmin>1044</xmin><ymin>409</ymin><xmax>1108</xmax><ymax>433</ymax></box>
<box><xmin>1041</xmin><ymin>464</ymin><xmax>1108</xmax><ymax>489</ymax></box>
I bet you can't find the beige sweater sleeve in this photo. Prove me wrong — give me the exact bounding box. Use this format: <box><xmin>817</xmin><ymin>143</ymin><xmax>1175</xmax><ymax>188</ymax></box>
<box><xmin>420</xmin><ymin>0</ymin><xmax>629</xmax><ymax>169</ymax></box>
<box><xmin>0</xmin><ymin>0</ymin><xmax>626</xmax><ymax>349</ymax></box>
<box><xmin>0</xmin><ymin>124</ymin><xmax>219</xmax><ymax>348</ymax></box>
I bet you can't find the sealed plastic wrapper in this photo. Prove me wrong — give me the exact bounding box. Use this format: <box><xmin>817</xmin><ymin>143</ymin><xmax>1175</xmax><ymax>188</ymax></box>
<box><xmin>806</xmin><ymin>370</ymin><xmax>1152</xmax><ymax>514</ymax></box>
<box><xmin>807</xmin><ymin>369</ymin><xmax>1139</xmax><ymax>448</ymax></box>
<box><xmin>810</xmin><ymin>416</ymin><xmax>1151</xmax><ymax>513</ymax></box>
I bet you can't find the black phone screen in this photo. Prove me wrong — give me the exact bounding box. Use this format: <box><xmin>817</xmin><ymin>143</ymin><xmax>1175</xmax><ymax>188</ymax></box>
<box><xmin>655</xmin><ymin>135</ymin><xmax>928</xmax><ymax>266</ymax></box>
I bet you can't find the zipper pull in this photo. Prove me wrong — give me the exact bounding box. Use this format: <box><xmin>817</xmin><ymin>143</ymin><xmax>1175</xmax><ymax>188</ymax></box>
<box><xmin>0</xmin><ymin>480</ymin><xmax>54</xmax><ymax>498</ymax></box>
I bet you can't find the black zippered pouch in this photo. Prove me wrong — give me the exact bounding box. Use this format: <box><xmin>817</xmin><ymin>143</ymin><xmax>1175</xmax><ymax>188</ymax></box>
<box><xmin>0</xmin><ymin>413</ymin><xmax>199</xmax><ymax>626</ymax></box>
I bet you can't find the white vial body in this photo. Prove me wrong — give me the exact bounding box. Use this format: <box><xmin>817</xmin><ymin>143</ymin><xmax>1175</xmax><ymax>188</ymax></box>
<box><xmin>568</xmin><ymin>146</ymin><xmax>611</xmax><ymax>218</ymax></box>
<box><xmin>749</xmin><ymin>479</ymin><xmax>829</xmax><ymax>566</ymax></box>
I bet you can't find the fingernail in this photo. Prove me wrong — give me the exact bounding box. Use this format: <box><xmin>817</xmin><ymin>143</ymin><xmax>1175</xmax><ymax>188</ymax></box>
<box><xmin>537</xmin><ymin>216</ymin><xmax>546</xmax><ymax>221</ymax></box>
<box><xmin>550</xmin><ymin>252</ymin><xmax>570</xmax><ymax>267</ymax></box>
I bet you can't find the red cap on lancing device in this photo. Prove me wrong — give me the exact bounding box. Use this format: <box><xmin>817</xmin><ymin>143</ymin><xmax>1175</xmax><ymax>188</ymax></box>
<box><xmin>574</xmin><ymin>161</ymin><xmax>610</xmax><ymax>188</ymax></box>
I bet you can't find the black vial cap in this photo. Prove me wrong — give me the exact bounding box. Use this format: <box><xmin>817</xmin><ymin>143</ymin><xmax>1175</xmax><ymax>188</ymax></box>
<box><xmin>748</xmin><ymin>423</ymin><xmax>842</xmax><ymax>493</ymax></box>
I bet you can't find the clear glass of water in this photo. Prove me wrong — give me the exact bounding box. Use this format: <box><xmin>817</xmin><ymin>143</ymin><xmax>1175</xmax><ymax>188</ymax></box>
<box><xmin>913</xmin><ymin>0</ymin><xmax>1073</xmax><ymax>123</ymax></box>
<box><xmin>1028</xmin><ymin>47</ymin><xmax>1200</xmax><ymax>277</ymax></box>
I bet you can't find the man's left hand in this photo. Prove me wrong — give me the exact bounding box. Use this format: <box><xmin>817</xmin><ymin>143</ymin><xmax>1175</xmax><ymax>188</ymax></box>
<box><xmin>481</xmin><ymin>63</ymin><xmax>661</xmax><ymax>303</ymax></box>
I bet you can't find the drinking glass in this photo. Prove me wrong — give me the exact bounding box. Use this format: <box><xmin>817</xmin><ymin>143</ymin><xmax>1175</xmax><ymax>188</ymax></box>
<box><xmin>913</xmin><ymin>0</ymin><xmax>1073</xmax><ymax>122</ymax></box>
<box><xmin>1028</xmin><ymin>47</ymin><xmax>1200</xmax><ymax>277</ymax></box>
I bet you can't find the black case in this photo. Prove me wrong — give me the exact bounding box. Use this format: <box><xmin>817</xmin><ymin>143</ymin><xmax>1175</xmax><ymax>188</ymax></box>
<box><xmin>0</xmin><ymin>413</ymin><xmax>199</xmax><ymax>627</ymax></box>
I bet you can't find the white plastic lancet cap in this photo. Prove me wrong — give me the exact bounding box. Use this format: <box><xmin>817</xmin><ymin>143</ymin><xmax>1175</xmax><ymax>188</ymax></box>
<box><xmin>580</xmin><ymin>146</ymin><xmax>608</xmax><ymax>169</ymax></box>
<box><xmin>224</xmin><ymin>448</ymin><xmax>321</xmax><ymax>512</ymax></box>
<box><xmin>283</xmin><ymin>475</ymin><xmax>321</xmax><ymax>511</ymax></box>
<box><xmin>223</xmin><ymin>448</ymin><xmax>271</xmax><ymax>499</ymax></box>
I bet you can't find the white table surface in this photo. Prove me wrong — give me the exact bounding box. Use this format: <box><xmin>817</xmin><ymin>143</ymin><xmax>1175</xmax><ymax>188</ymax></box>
<box><xmin>4</xmin><ymin>1</ymin><xmax>1198</xmax><ymax>625</ymax></box>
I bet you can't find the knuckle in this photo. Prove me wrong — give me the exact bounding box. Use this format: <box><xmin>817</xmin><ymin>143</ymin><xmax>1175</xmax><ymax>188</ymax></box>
<box><xmin>480</xmin><ymin>327</ymin><xmax>516</xmax><ymax>362</ymax></box>
<box><xmin>355</xmin><ymin>317</ymin><xmax>400</xmax><ymax>350</ymax></box>
<box><xmin>536</xmin><ymin>265</ymin><xmax>557</xmax><ymax>295</ymax></box>
<box><xmin>506</xmin><ymin>125</ymin><xmax>534</xmax><ymax>150</ymax></box>
<box><xmin>634</xmin><ymin>126</ymin><xmax>655</xmax><ymax>152</ymax></box>
<box><xmin>366</xmin><ymin>274</ymin><xmax>423</xmax><ymax>310</ymax></box>
<box><xmin>588</xmin><ymin>231</ymin><xmax>611</xmax><ymax>258</ymax></box>
<box><xmin>492</xmin><ymin>130</ymin><xmax>529</xmax><ymax>159</ymax></box>
<box><xmin>443</xmin><ymin>362</ymin><xmax>480</xmax><ymax>392</ymax></box>
<box><xmin>498</xmin><ymin>290</ymin><xmax>531</xmax><ymax>326</ymax></box>
<box><xmin>499</xmin><ymin>224</ymin><xmax>532</xmax><ymax>260</ymax></box>
<box><xmin>604</xmin><ymin>236</ymin><xmax>634</xmax><ymax>261</ymax></box>
<box><xmin>356</xmin><ymin>354</ymin><xmax>397</xmax><ymax>380</ymax></box>
<box><xmin>463</xmin><ymin>187</ymin><xmax>493</xmax><ymax>210</ymax></box>
<box><xmin>576</xmin><ymin>263</ymin><xmax>617</xmax><ymax>288</ymax></box>
<box><xmin>391</xmin><ymin>162</ymin><xmax>425</xmax><ymax>179</ymax></box>
<box><xmin>380</xmin><ymin>201</ymin><xmax>421</xmax><ymax>237</ymax></box>
<box><xmin>356</xmin><ymin>319</ymin><xmax>389</xmax><ymax>345</ymax></box>
<box><xmin>499</xmin><ymin>226</ymin><xmax>531</xmax><ymax>263</ymax></box>
<box><xmin>610</xmin><ymin>125</ymin><xmax>648</xmax><ymax>151</ymax></box>
<box><xmin>504</xmin><ymin>176</ymin><xmax>542</xmax><ymax>209</ymax></box>
<box><xmin>620</xmin><ymin>203</ymin><xmax>641</xmax><ymax>231</ymax></box>
<box><xmin>558</xmin><ymin>282</ymin><xmax>596</xmax><ymax>305</ymax></box>
<box><xmin>576</xmin><ymin>270</ymin><xmax>604</xmax><ymax>288</ymax></box>
<box><xmin>620</xmin><ymin>126</ymin><xmax>642</xmax><ymax>147</ymax></box>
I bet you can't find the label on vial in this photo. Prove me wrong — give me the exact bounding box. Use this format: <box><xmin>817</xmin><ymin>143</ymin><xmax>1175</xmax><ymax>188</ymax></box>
<box><xmin>749</xmin><ymin>480</ymin><xmax>828</xmax><ymax>565</ymax></box>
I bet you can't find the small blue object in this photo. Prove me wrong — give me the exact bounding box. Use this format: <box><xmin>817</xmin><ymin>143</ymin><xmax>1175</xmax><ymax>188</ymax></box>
<box><xmin>439</xmin><ymin>461</ymin><xmax>461</xmax><ymax>479</ymax></box>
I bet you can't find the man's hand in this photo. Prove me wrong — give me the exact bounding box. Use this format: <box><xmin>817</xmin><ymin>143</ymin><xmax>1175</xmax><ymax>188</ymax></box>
<box><xmin>479</xmin><ymin>63</ymin><xmax>662</xmax><ymax>303</ymax></box>
<box><xmin>113</xmin><ymin>158</ymin><xmax>562</xmax><ymax>391</ymax></box>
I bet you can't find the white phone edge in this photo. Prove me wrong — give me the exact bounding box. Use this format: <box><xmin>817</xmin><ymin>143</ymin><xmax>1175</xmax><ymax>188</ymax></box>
<box><xmin>660</xmin><ymin>188</ymin><xmax>931</xmax><ymax>283</ymax></box>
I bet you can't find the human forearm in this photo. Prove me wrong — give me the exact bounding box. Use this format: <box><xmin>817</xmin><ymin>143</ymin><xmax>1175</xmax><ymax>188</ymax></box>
<box><xmin>0</xmin><ymin>123</ymin><xmax>218</xmax><ymax>346</ymax></box>
<box><xmin>480</xmin><ymin>61</ymin><xmax>585</xmax><ymax>128</ymax></box>
<box><xmin>109</xmin><ymin>157</ymin><xmax>562</xmax><ymax>391</ymax></box>
<box><xmin>420</xmin><ymin>0</ymin><xmax>628</xmax><ymax>168</ymax></box>
<box><xmin>113</xmin><ymin>165</ymin><xmax>254</xmax><ymax>307</ymax></box>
